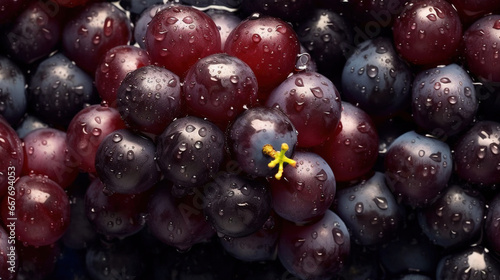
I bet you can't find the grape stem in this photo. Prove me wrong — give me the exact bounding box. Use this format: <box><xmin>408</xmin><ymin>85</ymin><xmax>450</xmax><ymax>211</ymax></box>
<box><xmin>262</xmin><ymin>143</ymin><xmax>296</xmax><ymax>180</ymax></box>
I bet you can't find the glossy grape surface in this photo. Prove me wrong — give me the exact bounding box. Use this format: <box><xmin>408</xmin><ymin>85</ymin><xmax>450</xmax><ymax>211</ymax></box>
<box><xmin>62</xmin><ymin>2</ymin><xmax>132</xmax><ymax>74</ymax></box>
<box><xmin>116</xmin><ymin>65</ymin><xmax>182</xmax><ymax>135</ymax></box>
<box><xmin>0</xmin><ymin>55</ymin><xmax>26</xmax><ymax>126</ymax></box>
<box><xmin>266</xmin><ymin>71</ymin><xmax>342</xmax><ymax>147</ymax></box>
<box><xmin>224</xmin><ymin>14</ymin><xmax>300</xmax><ymax>95</ymax></box>
<box><xmin>227</xmin><ymin>107</ymin><xmax>297</xmax><ymax>177</ymax></box>
<box><xmin>393</xmin><ymin>0</ymin><xmax>462</xmax><ymax>66</ymax></box>
<box><xmin>145</xmin><ymin>4</ymin><xmax>221</xmax><ymax>78</ymax></box>
<box><xmin>0</xmin><ymin>175</ymin><xmax>70</xmax><ymax>247</ymax></box>
<box><xmin>0</xmin><ymin>115</ymin><xmax>24</xmax><ymax>197</ymax></box>
<box><xmin>384</xmin><ymin>130</ymin><xmax>452</xmax><ymax>207</ymax></box>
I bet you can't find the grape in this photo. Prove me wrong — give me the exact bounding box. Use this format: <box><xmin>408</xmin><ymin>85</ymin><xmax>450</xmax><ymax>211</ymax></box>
<box><xmin>206</xmin><ymin>9</ymin><xmax>241</xmax><ymax>49</ymax></box>
<box><xmin>94</xmin><ymin>128</ymin><xmax>160</xmax><ymax>194</ymax></box>
<box><xmin>62</xmin><ymin>2</ymin><xmax>132</xmax><ymax>74</ymax></box>
<box><xmin>436</xmin><ymin>246</ymin><xmax>500</xmax><ymax>279</ymax></box>
<box><xmin>66</xmin><ymin>104</ymin><xmax>127</xmax><ymax>174</ymax></box>
<box><xmin>295</xmin><ymin>9</ymin><xmax>353</xmax><ymax>80</ymax></box>
<box><xmin>22</xmin><ymin>128</ymin><xmax>79</xmax><ymax>189</ymax></box>
<box><xmin>463</xmin><ymin>15</ymin><xmax>500</xmax><ymax>82</ymax></box>
<box><xmin>224</xmin><ymin>14</ymin><xmax>300</xmax><ymax>95</ymax></box>
<box><xmin>203</xmin><ymin>172</ymin><xmax>272</xmax><ymax>237</ymax></box>
<box><xmin>265</xmin><ymin>71</ymin><xmax>342</xmax><ymax>147</ymax></box>
<box><xmin>269</xmin><ymin>151</ymin><xmax>336</xmax><ymax>224</ymax></box>
<box><xmin>183</xmin><ymin>53</ymin><xmax>259</xmax><ymax>126</ymax></box>
<box><xmin>334</xmin><ymin>172</ymin><xmax>403</xmax><ymax>246</ymax></box>
<box><xmin>341</xmin><ymin>36</ymin><xmax>412</xmax><ymax>116</ymax></box>
<box><xmin>94</xmin><ymin>45</ymin><xmax>151</xmax><ymax>107</ymax></box>
<box><xmin>448</xmin><ymin>0</ymin><xmax>500</xmax><ymax>25</ymax></box>
<box><xmin>0</xmin><ymin>175</ymin><xmax>70</xmax><ymax>247</ymax></box>
<box><xmin>28</xmin><ymin>53</ymin><xmax>98</xmax><ymax>127</ymax></box>
<box><xmin>219</xmin><ymin>211</ymin><xmax>281</xmax><ymax>262</ymax></box>
<box><xmin>453</xmin><ymin>120</ymin><xmax>500</xmax><ymax>186</ymax></box>
<box><xmin>278</xmin><ymin>209</ymin><xmax>350</xmax><ymax>280</ymax></box>
<box><xmin>313</xmin><ymin>102</ymin><xmax>379</xmax><ymax>182</ymax></box>
<box><xmin>417</xmin><ymin>185</ymin><xmax>485</xmax><ymax>248</ymax></box>
<box><xmin>132</xmin><ymin>4</ymin><xmax>169</xmax><ymax>49</ymax></box>
<box><xmin>0</xmin><ymin>55</ymin><xmax>27</xmax><ymax>126</ymax></box>
<box><xmin>147</xmin><ymin>180</ymin><xmax>215</xmax><ymax>250</ymax></box>
<box><xmin>411</xmin><ymin>63</ymin><xmax>478</xmax><ymax>137</ymax></box>
<box><xmin>1</xmin><ymin>1</ymin><xmax>62</xmax><ymax>64</ymax></box>
<box><xmin>84</xmin><ymin>178</ymin><xmax>148</xmax><ymax>239</ymax></box>
<box><xmin>145</xmin><ymin>4</ymin><xmax>221</xmax><ymax>78</ymax></box>
<box><xmin>116</xmin><ymin>65</ymin><xmax>182</xmax><ymax>135</ymax></box>
<box><xmin>227</xmin><ymin>106</ymin><xmax>298</xmax><ymax>178</ymax></box>
<box><xmin>384</xmin><ymin>130</ymin><xmax>452</xmax><ymax>207</ymax></box>
<box><xmin>16</xmin><ymin>243</ymin><xmax>60</xmax><ymax>280</ymax></box>
<box><xmin>15</xmin><ymin>115</ymin><xmax>49</xmax><ymax>139</ymax></box>
<box><xmin>156</xmin><ymin>116</ymin><xmax>225</xmax><ymax>189</ymax></box>
<box><xmin>392</xmin><ymin>0</ymin><xmax>462</xmax><ymax>66</ymax></box>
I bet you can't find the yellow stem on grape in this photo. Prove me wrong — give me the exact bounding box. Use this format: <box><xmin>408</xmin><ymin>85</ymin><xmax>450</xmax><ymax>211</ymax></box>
<box><xmin>262</xmin><ymin>143</ymin><xmax>296</xmax><ymax>180</ymax></box>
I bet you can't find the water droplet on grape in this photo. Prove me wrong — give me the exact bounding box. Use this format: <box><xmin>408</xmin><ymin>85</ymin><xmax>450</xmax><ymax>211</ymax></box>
<box><xmin>332</xmin><ymin>228</ymin><xmax>345</xmax><ymax>245</ymax></box>
<box><xmin>355</xmin><ymin>202</ymin><xmax>364</xmax><ymax>214</ymax></box>
<box><xmin>252</xmin><ymin>34</ymin><xmax>261</xmax><ymax>43</ymax></box>
<box><xmin>103</xmin><ymin>17</ymin><xmax>113</xmax><ymax>37</ymax></box>
<box><xmin>112</xmin><ymin>133</ymin><xmax>122</xmax><ymax>143</ymax></box>
<box><xmin>373</xmin><ymin>197</ymin><xmax>388</xmax><ymax>210</ymax></box>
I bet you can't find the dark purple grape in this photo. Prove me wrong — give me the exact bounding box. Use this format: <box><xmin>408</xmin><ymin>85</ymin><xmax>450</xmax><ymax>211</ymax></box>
<box><xmin>84</xmin><ymin>178</ymin><xmax>149</xmax><ymax>239</ymax></box>
<box><xmin>269</xmin><ymin>151</ymin><xmax>336</xmax><ymax>224</ymax></box>
<box><xmin>384</xmin><ymin>130</ymin><xmax>452</xmax><ymax>207</ymax></box>
<box><xmin>334</xmin><ymin>172</ymin><xmax>404</xmax><ymax>246</ymax></box>
<box><xmin>436</xmin><ymin>246</ymin><xmax>500</xmax><ymax>279</ymax></box>
<box><xmin>156</xmin><ymin>116</ymin><xmax>225</xmax><ymax>189</ymax></box>
<box><xmin>448</xmin><ymin>0</ymin><xmax>500</xmax><ymax>25</ymax></box>
<box><xmin>295</xmin><ymin>9</ymin><xmax>354</xmax><ymax>79</ymax></box>
<box><xmin>62</xmin><ymin>2</ymin><xmax>132</xmax><ymax>75</ymax></box>
<box><xmin>265</xmin><ymin>71</ymin><xmax>342</xmax><ymax>147</ymax></box>
<box><xmin>183</xmin><ymin>53</ymin><xmax>258</xmax><ymax>126</ymax></box>
<box><xmin>412</xmin><ymin>64</ymin><xmax>478</xmax><ymax>137</ymax></box>
<box><xmin>219</xmin><ymin>211</ymin><xmax>281</xmax><ymax>262</ymax></box>
<box><xmin>485</xmin><ymin>192</ymin><xmax>500</xmax><ymax>254</ymax></box>
<box><xmin>227</xmin><ymin>106</ymin><xmax>297</xmax><ymax>178</ymax></box>
<box><xmin>203</xmin><ymin>172</ymin><xmax>271</xmax><ymax>237</ymax></box>
<box><xmin>28</xmin><ymin>53</ymin><xmax>98</xmax><ymax>127</ymax></box>
<box><xmin>313</xmin><ymin>102</ymin><xmax>379</xmax><ymax>182</ymax></box>
<box><xmin>453</xmin><ymin>120</ymin><xmax>500</xmax><ymax>186</ymax></box>
<box><xmin>341</xmin><ymin>37</ymin><xmax>412</xmax><ymax>116</ymax></box>
<box><xmin>95</xmin><ymin>128</ymin><xmax>160</xmax><ymax>194</ymax></box>
<box><xmin>379</xmin><ymin>220</ymin><xmax>443</xmax><ymax>277</ymax></box>
<box><xmin>116</xmin><ymin>65</ymin><xmax>182</xmax><ymax>135</ymax></box>
<box><xmin>0</xmin><ymin>55</ymin><xmax>27</xmax><ymax>126</ymax></box>
<box><xmin>1</xmin><ymin>1</ymin><xmax>63</xmax><ymax>64</ymax></box>
<box><xmin>206</xmin><ymin>9</ymin><xmax>241</xmax><ymax>49</ymax></box>
<box><xmin>337</xmin><ymin>244</ymin><xmax>382</xmax><ymax>280</ymax></box>
<box><xmin>278</xmin><ymin>209</ymin><xmax>350</xmax><ymax>280</ymax></box>
<box><xmin>85</xmin><ymin>237</ymin><xmax>146</xmax><ymax>280</ymax></box>
<box><xmin>147</xmin><ymin>180</ymin><xmax>215</xmax><ymax>250</ymax></box>
<box><xmin>393</xmin><ymin>0</ymin><xmax>462</xmax><ymax>66</ymax></box>
<box><xmin>463</xmin><ymin>15</ymin><xmax>500</xmax><ymax>82</ymax></box>
<box><xmin>418</xmin><ymin>185</ymin><xmax>485</xmax><ymax>248</ymax></box>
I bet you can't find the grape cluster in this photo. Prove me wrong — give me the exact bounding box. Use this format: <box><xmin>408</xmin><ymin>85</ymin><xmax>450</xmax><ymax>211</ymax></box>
<box><xmin>1</xmin><ymin>0</ymin><xmax>500</xmax><ymax>279</ymax></box>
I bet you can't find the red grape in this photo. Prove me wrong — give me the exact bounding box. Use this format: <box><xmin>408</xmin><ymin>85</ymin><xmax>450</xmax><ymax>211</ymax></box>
<box><xmin>0</xmin><ymin>115</ymin><xmax>24</xmax><ymax>198</ymax></box>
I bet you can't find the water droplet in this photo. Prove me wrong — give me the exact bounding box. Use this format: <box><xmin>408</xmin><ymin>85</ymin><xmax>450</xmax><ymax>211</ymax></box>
<box><xmin>321</xmin><ymin>34</ymin><xmax>331</xmax><ymax>42</ymax></box>
<box><xmin>112</xmin><ymin>133</ymin><xmax>122</xmax><ymax>143</ymax></box>
<box><xmin>311</xmin><ymin>231</ymin><xmax>318</xmax><ymax>239</ymax></box>
<box><xmin>166</xmin><ymin>17</ymin><xmax>178</xmax><ymax>24</ymax></box>
<box><xmin>355</xmin><ymin>202</ymin><xmax>364</xmax><ymax>214</ymax></box>
<box><xmin>294</xmin><ymin>238</ymin><xmax>305</xmax><ymax>247</ymax></box>
<box><xmin>295</xmin><ymin>77</ymin><xmax>304</xmax><ymax>87</ymax></box>
<box><xmin>294</xmin><ymin>101</ymin><xmax>305</xmax><ymax>112</ymax></box>
<box><xmin>332</xmin><ymin>228</ymin><xmax>345</xmax><ymax>245</ymax></box>
<box><xmin>310</xmin><ymin>87</ymin><xmax>324</xmax><ymax>98</ymax></box>
<box><xmin>252</xmin><ymin>34</ymin><xmax>261</xmax><ymax>43</ymax></box>
<box><xmin>376</xmin><ymin>45</ymin><xmax>387</xmax><ymax>54</ymax></box>
<box><xmin>434</xmin><ymin>82</ymin><xmax>441</xmax><ymax>90</ymax></box>
<box><xmin>276</xmin><ymin>25</ymin><xmax>286</xmax><ymax>34</ymax></box>
<box><xmin>127</xmin><ymin>151</ymin><xmax>134</xmax><ymax>160</ymax></box>
<box><xmin>194</xmin><ymin>141</ymin><xmax>203</xmax><ymax>149</ymax></box>
<box><xmin>429</xmin><ymin>152</ymin><xmax>442</xmax><ymax>162</ymax></box>
<box><xmin>367</xmin><ymin>65</ymin><xmax>378</xmax><ymax>78</ymax></box>
<box><xmin>478</xmin><ymin>146</ymin><xmax>487</xmax><ymax>159</ymax></box>
<box><xmin>92</xmin><ymin>34</ymin><xmax>101</xmax><ymax>45</ymax></box>
<box><xmin>315</xmin><ymin>169</ymin><xmax>328</xmax><ymax>181</ymax></box>
<box><xmin>185</xmin><ymin>125</ymin><xmax>195</xmax><ymax>133</ymax></box>
<box><xmin>230</xmin><ymin>75</ymin><xmax>239</xmax><ymax>84</ymax></box>
<box><xmin>92</xmin><ymin>128</ymin><xmax>101</xmax><ymax>137</ymax></box>
<box><xmin>103</xmin><ymin>17</ymin><xmax>113</xmax><ymax>37</ymax></box>
<box><xmin>491</xmin><ymin>143</ymin><xmax>499</xmax><ymax>155</ymax></box>
<box><xmin>183</xmin><ymin>16</ymin><xmax>193</xmax><ymax>24</ymax></box>
<box><xmin>427</xmin><ymin>14</ymin><xmax>437</xmax><ymax>21</ymax></box>
<box><xmin>296</xmin><ymin>181</ymin><xmax>304</xmax><ymax>191</ymax></box>
<box><xmin>358</xmin><ymin>67</ymin><xmax>365</xmax><ymax>75</ymax></box>
<box><xmin>463</xmin><ymin>220</ymin><xmax>474</xmax><ymax>233</ymax></box>
<box><xmin>448</xmin><ymin>96</ymin><xmax>458</xmax><ymax>104</ymax></box>
<box><xmin>218</xmin><ymin>209</ymin><xmax>224</xmax><ymax>216</ymax></box>
<box><xmin>493</xmin><ymin>19</ymin><xmax>500</xmax><ymax>30</ymax></box>
<box><xmin>373</xmin><ymin>197</ymin><xmax>388</xmax><ymax>210</ymax></box>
